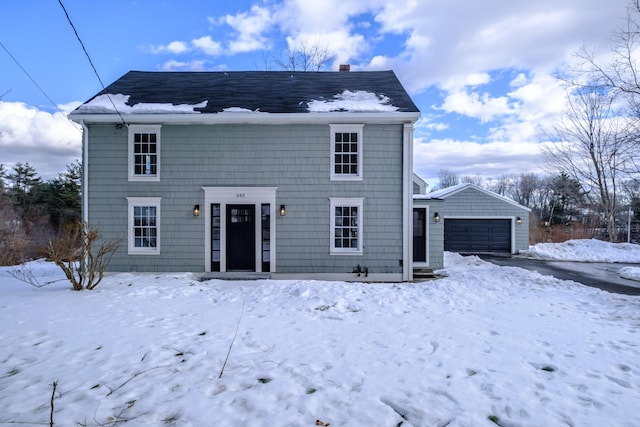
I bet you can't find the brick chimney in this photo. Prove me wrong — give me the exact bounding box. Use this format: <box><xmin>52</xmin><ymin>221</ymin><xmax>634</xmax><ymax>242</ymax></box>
<box><xmin>339</xmin><ymin>64</ymin><xmax>350</xmax><ymax>72</ymax></box>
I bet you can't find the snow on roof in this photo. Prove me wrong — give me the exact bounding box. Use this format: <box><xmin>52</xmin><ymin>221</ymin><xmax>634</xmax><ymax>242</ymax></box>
<box><xmin>428</xmin><ymin>183</ymin><xmax>531</xmax><ymax>211</ymax></box>
<box><xmin>76</xmin><ymin>94</ymin><xmax>208</xmax><ymax>114</ymax></box>
<box><xmin>221</xmin><ymin>107</ymin><xmax>266</xmax><ymax>113</ymax></box>
<box><xmin>427</xmin><ymin>183</ymin><xmax>469</xmax><ymax>198</ymax></box>
<box><xmin>307</xmin><ymin>90</ymin><xmax>399</xmax><ymax>113</ymax></box>
<box><xmin>69</xmin><ymin>71</ymin><xmax>420</xmax><ymax>117</ymax></box>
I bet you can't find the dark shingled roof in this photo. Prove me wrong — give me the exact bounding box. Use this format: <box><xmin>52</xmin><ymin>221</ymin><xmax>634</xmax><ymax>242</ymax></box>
<box><xmin>77</xmin><ymin>70</ymin><xmax>420</xmax><ymax>114</ymax></box>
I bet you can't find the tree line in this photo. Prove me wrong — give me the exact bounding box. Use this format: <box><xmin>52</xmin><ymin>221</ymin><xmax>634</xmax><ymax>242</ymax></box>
<box><xmin>0</xmin><ymin>161</ymin><xmax>81</xmax><ymax>265</ymax></box>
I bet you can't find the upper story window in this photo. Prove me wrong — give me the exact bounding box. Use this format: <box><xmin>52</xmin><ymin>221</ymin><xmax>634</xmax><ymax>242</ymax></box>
<box><xmin>127</xmin><ymin>197</ymin><xmax>161</xmax><ymax>255</ymax></box>
<box><xmin>128</xmin><ymin>125</ymin><xmax>161</xmax><ymax>182</ymax></box>
<box><xmin>330</xmin><ymin>124</ymin><xmax>363</xmax><ymax>181</ymax></box>
<box><xmin>330</xmin><ymin>197</ymin><xmax>364</xmax><ymax>255</ymax></box>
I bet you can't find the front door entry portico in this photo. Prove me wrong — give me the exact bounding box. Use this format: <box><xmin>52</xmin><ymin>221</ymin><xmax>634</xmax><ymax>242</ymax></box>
<box><xmin>226</xmin><ymin>205</ymin><xmax>255</xmax><ymax>271</ymax></box>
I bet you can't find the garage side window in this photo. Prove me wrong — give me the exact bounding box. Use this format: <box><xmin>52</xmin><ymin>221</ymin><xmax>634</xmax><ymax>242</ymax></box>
<box><xmin>127</xmin><ymin>197</ymin><xmax>161</xmax><ymax>255</ymax></box>
<box><xmin>330</xmin><ymin>197</ymin><xmax>364</xmax><ymax>255</ymax></box>
<box><xmin>128</xmin><ymin>125</ymin><xmax>161</xmax><ymax>181</ymax></box>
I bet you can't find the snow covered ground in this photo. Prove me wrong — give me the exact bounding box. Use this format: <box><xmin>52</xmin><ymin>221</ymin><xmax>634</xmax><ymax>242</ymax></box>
<box><xmin>521</xmin><ymin>238</ymin><xmax>640</xmax><ymax>283</ymax></box>
<box><xmin>1</xmin><ymin>240</ymin><xmax>639</xmax><ymax>426</ymax></box>
<box><xmin>521</xmin><ymin>238</ymin><xmax>640</xmax><ymax>263</ymax></box>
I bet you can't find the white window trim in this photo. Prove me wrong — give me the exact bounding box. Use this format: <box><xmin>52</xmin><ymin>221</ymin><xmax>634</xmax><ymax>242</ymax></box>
<box><xmin>330</xmin><ymin>197</ymin><xmax>364</xmax><ymax>255</ymax></box>
<box><xmin>128</xmin><ymin>125</ymin><xmax>161</xmax><ymax>182</ymax></box>
<box><xmin>127</xmin><ymin>197</ymin><xmax>161</xmax><ymax>255</ymax></box>
<box><xmin>330</xmin><ymin>124</ymin><xmax>363</xmax><ymax>181</ymax></box>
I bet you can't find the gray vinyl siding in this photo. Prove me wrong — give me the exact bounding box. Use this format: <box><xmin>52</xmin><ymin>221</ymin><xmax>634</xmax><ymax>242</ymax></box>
<box><xmin>87</xmin><ymin>123</ymin><xmax>405</xmax><ymax>273</ymax></box>
<box><xmin>441</xmin><ymin>188</ymin><xmax>529</xmax><ymax>253</ymax></box>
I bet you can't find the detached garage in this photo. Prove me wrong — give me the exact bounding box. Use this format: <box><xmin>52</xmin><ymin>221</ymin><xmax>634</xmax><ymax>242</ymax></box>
<box><xmin>428</xmin><ymin>183</ymin><xmax>530</xmax><ymax>254</ymax></box>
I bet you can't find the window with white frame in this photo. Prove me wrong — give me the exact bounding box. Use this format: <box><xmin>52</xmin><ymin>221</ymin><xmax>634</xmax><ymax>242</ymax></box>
<box><xmin>330</xmin><ymin>197</ymin><xmax>363</xmax><ymax>255</ymax></box>
<box><xmin>127</xmin><ymin>197</ymin><xmax>161</xmax><ymax>254</ymax></box>
<box><xmin>128</xmin><ymin>125</ymin><xmax>161</xmax><ymax>181</ymax></box>
<box><xmin>330</xmin><ymin>124</ymin><xmax>363</xmax><ymax>181</ymax></box>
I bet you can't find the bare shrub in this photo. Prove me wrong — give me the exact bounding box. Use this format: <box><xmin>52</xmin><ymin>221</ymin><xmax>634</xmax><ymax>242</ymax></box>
<box><xmin>44</xmin><ymin>222</ymin><xmax>120</xmax><ymax>290</ymax></box>
<box><xmin>0</xmin><ymin>202</ymin><xmax>30</xmax><ymax>266</ymax></box>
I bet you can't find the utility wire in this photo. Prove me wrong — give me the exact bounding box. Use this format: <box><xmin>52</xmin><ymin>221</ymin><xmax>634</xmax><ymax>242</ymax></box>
<box><xmin>0</xmin><ymin>40</ymin><xmax>81</xmax><ymax>133</ymax></box>
<box><xmin>1</xmin><ymin>41</ymin><xmax>64</xmax><ymax>113</ymax></box>
<box><xmin>57</xmin><ymin>0</ymin><xmax>126</xmax><ymax>125</ymax></box>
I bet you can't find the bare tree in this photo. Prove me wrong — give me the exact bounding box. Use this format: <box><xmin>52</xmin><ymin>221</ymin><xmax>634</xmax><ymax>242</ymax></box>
<box><xmin>490</xmin><ymin>174</ymin><xmax>515</xmax><ymax>197</ymax></box>
<box><xmin>543</xmin><ymin>84</ymin><xmax>632</xmax><ymax>241</ymax></box>
<box><xmin>461</xmin><ymin>175</ymin><xmax>483</xmax><ymax>187</ymax></box>
<box><xmin>436</xmin><ymin>169</ymin><xmax>460</xmax><ymax>190</ymax></box>
<box><xmin>513</xmin><ymin>173</ymin><xmax>540</xmax><ymax>207</ymax></box>
<box><xmin>570</xmin><ymin>1</ymin><xmax>640</xmax><ymax>177</ymax></box>
<box><xmin>271</xmin><ymin>39</ymin><xmax>333</xmax><ymax>71</ymax></box>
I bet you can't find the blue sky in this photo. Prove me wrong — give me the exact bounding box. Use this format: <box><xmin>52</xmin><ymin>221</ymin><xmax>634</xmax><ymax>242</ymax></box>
<box><xmin>0</xmin><ymin>0</ymin><xmax>630</xmax><ymax>186</ymax></box>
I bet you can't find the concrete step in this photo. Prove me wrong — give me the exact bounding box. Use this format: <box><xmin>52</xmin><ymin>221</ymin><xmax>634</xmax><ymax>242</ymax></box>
<box><xmin>413</xmin><ymin>267</ymin><xmax>438</xmax><ymax>280</ymax></box>
<box><xmin>198</xmin><ymin>272</ymin><xmax>271</xmax><ymax>281</ymax></box>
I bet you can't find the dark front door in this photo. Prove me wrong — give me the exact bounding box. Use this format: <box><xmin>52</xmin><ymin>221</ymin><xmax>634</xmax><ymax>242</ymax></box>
<box><xmin>413</xmin><ymin>208</ymin><xmax>426</xmax><ymax>262</ymax></box>
<box><xmin>226</xmin><ymin>205</ymin><xmax>255</xmax><ymax>271</ymax></box>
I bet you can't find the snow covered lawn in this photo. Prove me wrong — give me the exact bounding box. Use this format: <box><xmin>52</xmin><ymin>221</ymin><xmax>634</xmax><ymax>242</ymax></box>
<box><xmin>521</xmin><ymin>238</ymin><xmax>640</xmax><ymax>283</ymax></box>
<box><xmin>521</xmin><ymin>238</ymin><xmax>640</xmax><ymax>263</ymax></box>
<box><xmin>1</xmin><ymin>244</ymin><xmax>639</xmax><ymax>426</ymax></box>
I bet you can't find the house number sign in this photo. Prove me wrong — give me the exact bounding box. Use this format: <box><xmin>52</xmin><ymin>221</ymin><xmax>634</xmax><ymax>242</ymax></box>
<box><xmin>236</xmin><ymin>193</ymin><xmax>245</xmax><ymax>198</ymax></box>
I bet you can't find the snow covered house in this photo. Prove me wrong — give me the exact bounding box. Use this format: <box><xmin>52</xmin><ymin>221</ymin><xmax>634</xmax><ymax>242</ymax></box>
<box><xmin>69</xmin><ymin>70</ymin><xmax>426</xmax><ymax>281</ymax></box>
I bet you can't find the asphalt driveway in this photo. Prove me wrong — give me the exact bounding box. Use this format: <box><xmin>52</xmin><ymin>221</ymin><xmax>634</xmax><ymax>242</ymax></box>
<box><xmin>476</xmin><ymin>254</ymin><xmax>640</xmax><ymax>296</ymax></box>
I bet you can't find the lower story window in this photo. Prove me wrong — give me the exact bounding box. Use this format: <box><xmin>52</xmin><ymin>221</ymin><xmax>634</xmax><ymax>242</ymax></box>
<box><xmin>127</xmin><ymin>197</ymin><xmax>161</xmax><ymax>255</ymax></box>
<box><xmin>330</xmin><ymin>197</ymin><xmax>364</xmax><ymax>255</ymax></box>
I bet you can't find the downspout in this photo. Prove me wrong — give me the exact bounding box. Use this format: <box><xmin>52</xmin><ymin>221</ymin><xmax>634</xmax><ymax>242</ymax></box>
<box><xmin>403</xmin><ymin>123</ymin><xmax>414</xmax><ymax>281</ymax></box>
<box><xmin>81</xmin><ymin>121</ymin><xmax>89</xmax><ymax>225</ymax></box>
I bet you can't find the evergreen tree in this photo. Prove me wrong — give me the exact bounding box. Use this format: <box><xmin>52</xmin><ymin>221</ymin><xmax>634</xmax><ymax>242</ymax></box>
<box><xmin>42</xmin><ymin>161</ymin><xmax>82</xmax><ymax>231</ymax></box>
<box><xmin>549</xmin><ymin>172</ymin><xmax>584</xmax><ymax>224</ymax></box>
<box><xmin>7</xmin><ymin>162</ymin><xmax>42</xmax><ymax>224</ymax></box>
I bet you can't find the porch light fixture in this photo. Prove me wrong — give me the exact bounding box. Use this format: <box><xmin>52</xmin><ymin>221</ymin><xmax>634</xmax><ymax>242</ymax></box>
<box><xmin>433</xmin><ymin>212</ymin><xmax>440</xmax><ymax>223</ymax></box>
<box><xmin>193</xmin><ymin>204</ymin><xmax>200</xmax><ymax>217</ymax></box>
<box><xmin>516</xmin><ymin>216</ymin><xmax>522</xmax><ymax>225</ymax></box>
<box><xmin>280</xmin><ymin>204</ymin><xmax>286</xmax><ymax>216</ymax></box>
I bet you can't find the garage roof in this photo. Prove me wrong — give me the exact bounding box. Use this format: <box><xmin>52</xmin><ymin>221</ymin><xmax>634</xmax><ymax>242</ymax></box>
<box><xmin>427</xmin><ymin>183</ymin><xmax>531</xmax><ymax>211</ymax></box>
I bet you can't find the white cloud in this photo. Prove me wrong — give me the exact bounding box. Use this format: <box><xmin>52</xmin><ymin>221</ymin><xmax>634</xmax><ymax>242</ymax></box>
<box><xmin>414</xmin><ymin>137</ymin><xmax>546</xmax><ymax>183</ymax></box>
<box><xmin>217</xmin><ymin>5</ymin><xmax>274</xmax><ymax>54</ymax></box>
<box><xmin>367</xmin><ymin>0</ymin><xmax>628</xmax><ymax>93</ymax></box>
<box><xmin>441</xmin><ymin>73</ymin><xmax>492</xmax><ymax>91</ymax></box>
<box><xmin>150</xmin><ymin>40</ymin><xmax>190</xmax><ymax>54</ymax></box>
<box><xmin>439</xmin><ymin>90</ymin><xmax>517</xmax><ymax>123</ymax></box>
<box><xmin>159</xmin><ymin>59</ymin><xmax>208</xmax><ymax>71</ymax></box>
<box><xmin>191</xmin><ymin>36</ymin><xmax>224</xmax><ymax>56</ymax></box>
<box><xmin>0</xmin><ymin>101</ymin><xmax>82</xmax><ymax>179</ymax></box>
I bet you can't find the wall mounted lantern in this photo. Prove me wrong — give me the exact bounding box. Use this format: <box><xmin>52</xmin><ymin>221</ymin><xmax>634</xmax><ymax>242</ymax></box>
<box><xmin>516</xmin><ymin>216</ymin><xmax>522</xmax><ymax>225</ymax></box>
<box><xmin>193</xmin><ymin>204</ymin><xmax>200</xmax><ymax>217</ymax></box>
<box><xmin>280</xmin><ymin>205</ymin><xmax>286</xmax><ymax>216</ymax></box>
<box><xmin>433</xmin><ymin>212</ymin><xmax>440</xmax><ymax>223</ymax></box>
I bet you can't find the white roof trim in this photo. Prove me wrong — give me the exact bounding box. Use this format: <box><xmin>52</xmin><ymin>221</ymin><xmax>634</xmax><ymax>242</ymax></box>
<box><xmin>69</xmin><ymin>111</ymin><xmax>421</xmax><ymax>125</ymax></box>
<box><xmin>427</xmin><ymin>183</ymin><xmax>531</xmax><ymax>211</ymax></box>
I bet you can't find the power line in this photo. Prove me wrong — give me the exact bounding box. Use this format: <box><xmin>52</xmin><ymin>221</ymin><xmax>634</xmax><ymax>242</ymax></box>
<box><xmin>0</xmin><ymin>40</ymin><xmax>82</xmax><ymax>133</ymax></box>
<box><xmin>1</xmin><ymin>41</ymin><xmax>63</xmax><ymax>114</ymax></box>
<box><xmin>57</xmin><ymin>0</ymin><xmax>126</xmax><ymax>125</ymax></box>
